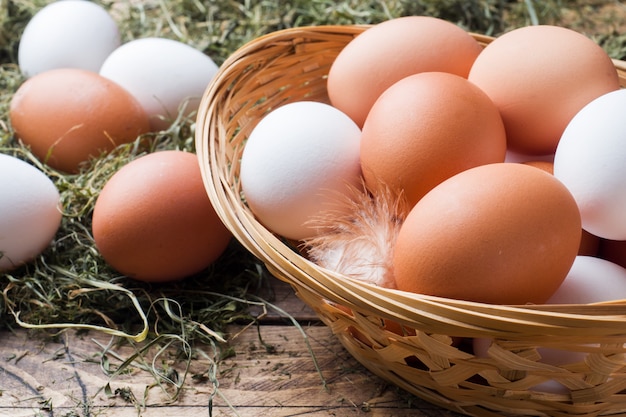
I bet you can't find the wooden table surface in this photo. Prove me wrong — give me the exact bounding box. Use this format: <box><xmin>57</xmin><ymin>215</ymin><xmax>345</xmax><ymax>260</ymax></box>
<box><xmin>0</xmin><ymin>277</ymin><xmax>465</xmax><ymax>417</ymax></box>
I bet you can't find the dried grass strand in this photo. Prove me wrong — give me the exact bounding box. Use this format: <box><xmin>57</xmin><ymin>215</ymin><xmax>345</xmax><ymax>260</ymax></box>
<box><xmin>5</xmin><ymin>277</ymin><xmax>150</xmax><ymax>343</ymax></box>
<box><xmin>196</xmin><ymin>25</ymin><xmax>626</xmax><ymax>416</ymax></box>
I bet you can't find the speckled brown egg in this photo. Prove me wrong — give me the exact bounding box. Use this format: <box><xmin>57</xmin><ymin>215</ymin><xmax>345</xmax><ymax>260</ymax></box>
<box><xmin>10</xmin><ymin>68</ymin><xmax>150</xmax><ymax>173</ymax></box>
<box><xmin>392</xmin><ymin>162</ymin><xmax>581</xmax><ymax>305</ymax></box>
<box><xmin>92</xmin><ymin>150</ymin><xmax>232</xmax><ymax>283</ymax></box>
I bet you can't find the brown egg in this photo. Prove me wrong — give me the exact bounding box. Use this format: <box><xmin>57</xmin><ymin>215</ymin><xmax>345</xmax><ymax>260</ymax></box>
<box><xmin>327</xmin><ymin>16</ymin><xmax>482</xmax><ymax>127</ymax></box>
<box><xmin>522</xmin><ymin>160</ymin><xmax>600</xmax><ymax>256</ymax></box>
<box><xmin>10</xmin><ymin>68</ymin><xmax>150</xmax><ymax>173</ymax></box>
<box><xmin>92</xmin><ymin>150</ymin><xmax>232</xmax><ymax>283</ymax></box>
<box><xmin>468</xmin><ymin>25</ymin><xmax>620</xmax><ymax>155</ymax></box>
<box><xmin>598</xmin><ymin>239</ymin><xmax>626</xmax><ymax>269</ymax></box>
<box><xmin>579</xmin><ymin>230</ymin><xmax>601</xmax><ymax>257</ymax></box>
<box><xmin>521</xmin><ymin>160</ymin><xmax>554</xmax><ymax>174</ymax></box>
<box><xmin>360</xmin><ymin>72</ymin><xmax>506</xmax><ymax>213</ymax></box>
<box><xmin>393</xmin><ymin>163</ymin><xmax>581</xmax><ymax>305</ymax></box>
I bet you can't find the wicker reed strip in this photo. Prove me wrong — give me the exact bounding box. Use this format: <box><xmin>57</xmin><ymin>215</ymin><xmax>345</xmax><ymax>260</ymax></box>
<box><xmin>196</xmin><ymin>25</ymin><xmax>626</xmax><ymax>417</ymax></box>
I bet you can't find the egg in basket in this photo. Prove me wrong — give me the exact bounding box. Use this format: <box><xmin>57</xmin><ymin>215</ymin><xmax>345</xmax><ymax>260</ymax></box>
<box><xmin>196</xmin><ymin>17</ymin><xmax>626</xmax><ymax>417</ymax></box>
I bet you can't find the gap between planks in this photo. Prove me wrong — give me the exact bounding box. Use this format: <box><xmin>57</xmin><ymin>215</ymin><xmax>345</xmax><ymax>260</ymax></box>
<box><xmin>0</xmin><ymin>276</ymin><xmax>463</xmax><ymax>417</ymax></box>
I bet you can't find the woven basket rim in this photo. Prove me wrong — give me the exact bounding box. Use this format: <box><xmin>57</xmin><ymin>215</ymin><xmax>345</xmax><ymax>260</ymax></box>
<box><xmin>196</xmin><ymin>24</ymin><xmax>626</xmax><ymax>340</ymax></box>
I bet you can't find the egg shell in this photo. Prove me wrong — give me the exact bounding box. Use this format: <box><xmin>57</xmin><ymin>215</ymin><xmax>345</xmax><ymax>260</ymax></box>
<box><xmin>578</xmin><ymin>230</ymin><xmax>601</xmax><ymax>257</ymax></box>
<box><xmin>472</xmin><ymin>257</ymin><xmax>626</xmax><ymax>394</ymax></box>
<box><xmin>548</xmin><ymin>255</ymin><xmax>626</xmax><ymax>304</ymax></box>
<box><xmin>18</xmin><ymin>0</ymin><xmax>120</xmax><ymax>77</ymax></box>
<box><xmin>99</xmin><ymin>37</ymin><xmax>219</xmax><ymax>131</ymax></box>
<box><xmin>10</xmin><ymin>68</ymin><xmax>150</xmax><ymax>173</ymax></box>
<box><xmin>468</xmin><ymin>25</ymin><xmax>620</xmax><ymax>155</ymax></box>
<box><xmin>520</xmin><ymin>160</ymin><xmax>555</xmax><ymax>174</ymax></box>
<box><xmin>327</xmin><ymin>16</ymin><xmax>482</xmax><ymax>127</ymax></box>
<box><xmin>240</xmin><ymin>101</ymin><xmax>362</xmax><ymax>241</ymax></box>
<box><xmin>471</xmin><ymin>337</ymin><xmax>583</xmax><ymax>394</ymax></box>
<box><xmin>393</xmin><ymin>162</ymin><xmax>581</xmax><ymax>305</ymax></box>
<box><xmin>360</xmin><ymin>71</ymin><xmax>507</xmax><ymax>212</ymax></box>
<box><xmin>0</xmin><ymin>153</ymin><xmax>62</xmax><ymax>272</ymax></box>
<box><xmin>598</xmin><ymin>238</ymin><xmax>626</xmax><ymax>269</ymax></box>
<box><xmin>531</xmin><ymin>254</ymin><xmax>625</xmax><ymax>391</ymax></box>
<box><xmin>92</xmin><ymin>150</ymin><xmax>232</xmax><ymax>283</ymax></box>
<box><xmin>505</xmin><ymin>150</ymin><xmax>554</xmax><ymax>164</ymax></box>
<box><xmin>554</xmin><ymin>89</ymin><xmax>626</xmax><ymax>240</ymax></box>
<box><xmin>534</xmin><ymin>256</ymin><xmax>626</xmax><ymax>391</ymax></box>
<box><xmin>521</xmin><ymin>160</ymin><xmax>600</xmax><ymax>256</ymax></box>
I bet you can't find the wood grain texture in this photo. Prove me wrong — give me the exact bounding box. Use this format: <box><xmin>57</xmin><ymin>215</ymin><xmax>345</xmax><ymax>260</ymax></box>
<box><xmin>0</xmin><ymin>280</ymin><xmax>458</xmax><ymax>417</ymax></box>
<box><xmin>0</xmin><ymin>277</ymin><xmax>463</xmax><ymax>416</ymax></box>
<box><xmin>0</xmin><ymin>325</ymin><xmax>463</xmax><ymax>416</ymax></box>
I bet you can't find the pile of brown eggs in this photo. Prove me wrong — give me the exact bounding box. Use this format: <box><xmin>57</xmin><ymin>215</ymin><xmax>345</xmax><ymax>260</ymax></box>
<box><xmin>238</xmin><ymin>16</ymin><xmax>626</xmax><ymax>308</ymax></box>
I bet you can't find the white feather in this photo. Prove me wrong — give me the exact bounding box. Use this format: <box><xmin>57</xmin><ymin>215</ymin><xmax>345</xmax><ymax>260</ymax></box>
<box><xmin>302</xmin><ymin>182</ymin><xmax>405</xmax><ymax>289</ymax></box>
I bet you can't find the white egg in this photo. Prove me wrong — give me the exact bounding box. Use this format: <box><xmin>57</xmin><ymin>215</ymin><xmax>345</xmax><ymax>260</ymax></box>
<box><xmin>473</xmin><ymin>256</ymin><xmax>626</xmax><ymax>394</ymax></box>
<box><xmin>540</xmin><ymin>256</ymin><xmax>626</xmax><ymax>390</ymax></box>
<box><xmin>99</xmin><ymin>37</ymin><xmax>219</xmax><ymax>131</ymax></box>
<box><xmin>554</xmin><ymin>89</ymin><xmax>626</xmax><ymax>240</ymax></box>
<box><xmin>0</xmin><ymin>154</ymin><xmax>63</xmax><ymax>272</ymax></box>
<box><xmin>240</xmin><ymin>101</ymin><xmax>362</xmax><ymax>241</ymax></box>
<box><xmin>18</xmin><ymin>0</ymin><xmax>120</xmax><ymax>77</ymax></box>
<box><xmin>472</xmin><ymin>337</ymin><xmax>580</xmax><ymax>394</ymax></box>
<box><xmin>547</xmin><ymin>255</ymin><xmax>626</xmax><ymax>304</ymax></box>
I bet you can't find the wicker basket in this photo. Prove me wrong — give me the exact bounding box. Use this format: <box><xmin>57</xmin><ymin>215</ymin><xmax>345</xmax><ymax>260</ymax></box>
<box><xmin>196</xmin><ymin>25</ymin><xmax>626</xmax><ymax>417</ymax></box>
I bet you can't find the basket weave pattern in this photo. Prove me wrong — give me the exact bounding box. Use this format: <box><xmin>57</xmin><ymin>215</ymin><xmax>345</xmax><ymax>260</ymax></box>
<box><xmin>196</xmin><ymin>25</ymin><xmax>626</xmax><ymax>416</ymax></box>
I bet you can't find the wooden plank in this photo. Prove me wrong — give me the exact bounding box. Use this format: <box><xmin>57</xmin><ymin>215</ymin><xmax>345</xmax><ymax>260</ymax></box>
<box><xmin>249</xmin><ymin>276</ymin><xmax>320</xmax><ymax>323</ymax></box>
<box><xmin>0</xmin><ymin>276</ymin><xmax>464</xmax><ymax>416</ymax></box>
<box><xmin>0</xmin><ymin>325</ymin><xmax>464</xmax><ymax>416</ymax></box>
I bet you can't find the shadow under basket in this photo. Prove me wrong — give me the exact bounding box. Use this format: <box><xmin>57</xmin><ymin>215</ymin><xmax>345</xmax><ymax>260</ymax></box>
<box><xmin>196</xmin><ymin>25</ymin><xmax>626</xmax><ymax>417</ymax></box>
